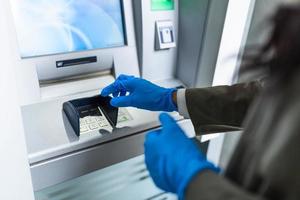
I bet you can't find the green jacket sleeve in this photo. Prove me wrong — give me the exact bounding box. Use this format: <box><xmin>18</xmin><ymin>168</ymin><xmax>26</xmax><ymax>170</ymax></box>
<box><xmin>185</xmin><ymin>171</ymin><xmax>265</xmax><ymax>200</ymax></box>
<box><xmin>186</xmin><ymin>81</ymin><xmax>263</xmax><ymax>135</ymax></box>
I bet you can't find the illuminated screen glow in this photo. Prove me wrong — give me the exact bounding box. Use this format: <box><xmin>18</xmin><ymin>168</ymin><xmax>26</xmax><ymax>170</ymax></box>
<box><xmin>10</xmin><ymin>0</ymin><xmax>126</xmax><ymax>58</ymax></box>
<box><xmin>151</xmin><ymin>0</ymin><xmax>174</xmax><ymax>11</ymax></box>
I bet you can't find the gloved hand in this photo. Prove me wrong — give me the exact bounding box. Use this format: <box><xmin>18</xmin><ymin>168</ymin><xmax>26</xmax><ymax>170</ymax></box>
<box><xmin>101</xmin><ymin>74</ymin><xmax>177</xmax><ymax>112</ymax></box>
<box><xmin>144</xmin><ymin>113</ymin><xmax>220</xmax><ymax>200</ymax></box>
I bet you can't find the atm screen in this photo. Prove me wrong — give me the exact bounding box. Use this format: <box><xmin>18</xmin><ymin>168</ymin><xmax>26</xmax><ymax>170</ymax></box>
<box><xmin>10</xmin><ymin>0</ymin><xmax>126</xmax><ymax>58</ymax></box>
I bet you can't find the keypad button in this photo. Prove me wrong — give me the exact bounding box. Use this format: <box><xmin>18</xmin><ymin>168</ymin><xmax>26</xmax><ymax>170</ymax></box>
<box><xmin>99</xmin><ymin>121</ymin><xmax>109</xmax><ymax>127</ymax></box>
<box><xmin>80</xmin><ymin>119</ymin><xmax>86</xmax><ymax>125</ymax></box>
<box><xmin>96</xmin><ymin>117</ymin><xmax>105</xmax><ymax>122</ymax></box>
<box><xmin>85</xmin><ymin>117</ymin><xmax>96</xmax><ymax>124</ymax></box>
<box><xmin>89</xmin><ymin>123</ymin><xmax>100</xmax><ymax>130</ymax></box>
<box><xmin>80</xmin><ymin>125</ymin><xmax>89</xmax><ymax>133</ymax></box>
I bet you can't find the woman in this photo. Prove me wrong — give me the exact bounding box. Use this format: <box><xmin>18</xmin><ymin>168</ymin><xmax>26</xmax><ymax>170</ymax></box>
<box><xmin>101</xmin><ymin>5</ymin><xmax>300</xmax><ymax>200</ymax></box>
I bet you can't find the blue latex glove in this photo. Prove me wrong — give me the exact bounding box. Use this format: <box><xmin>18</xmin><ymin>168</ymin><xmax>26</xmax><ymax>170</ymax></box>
<box><xmin>101</xmin><ymin>75</ymin><xmax>177</xmax><ymax>112</ymax></box>
<box><xmin>144</xmin><ymin>113</ymin><xmax>220</xmax><ymax>200</ymax></box>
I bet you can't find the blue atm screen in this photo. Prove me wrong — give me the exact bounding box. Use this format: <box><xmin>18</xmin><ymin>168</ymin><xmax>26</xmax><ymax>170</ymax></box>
<box><xmin>10</xmin><ymin>0</ymin><xmax>126</xmax><ymax>58</ymax></box>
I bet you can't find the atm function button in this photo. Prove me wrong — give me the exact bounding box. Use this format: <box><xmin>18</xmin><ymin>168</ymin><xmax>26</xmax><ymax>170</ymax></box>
<box><xmin>118</xmin><ymin>110</ymin><xmax>126</xmax><ymax>116</ymax></box>
<box><xmin>118</xmin><ymin>115</ymin><xmax>129</xmax><ymax>122</ymax></box>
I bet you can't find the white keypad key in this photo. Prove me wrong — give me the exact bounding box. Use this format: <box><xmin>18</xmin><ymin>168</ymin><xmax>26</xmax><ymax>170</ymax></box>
<box><xmin>89</xmin><ymin>123</ymin><xmax>100</xmax><ymax>130</ymax></box>
<box><xmin>99</xmin><ymin>121</ymin><xmax>109</xmax><ymax>127</ymax></box>
<box><xmin>85</xmin><ymin>117</ymin><xmax>96</xmax><ymax>124</ymax></box>
<box><xmin>96</xmin><ymin>117</ymin><xmax>105</xmax><ymax>122</ymax></box>
<box><xmin>80</xmin><ymin>119</ymin><xmax>86</xmax><ymax>125</ymax></box>
<box><xmin>80</xmin><ymin>125</ymin><xmax>89</xmax><ymax>133</ymax></box>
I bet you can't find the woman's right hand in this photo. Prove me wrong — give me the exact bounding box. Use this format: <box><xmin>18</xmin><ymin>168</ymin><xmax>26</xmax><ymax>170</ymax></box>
<box><xmin>101</xmin><ymin>74</ymin><xmax>178</xmax><ymax>112</ymax></box>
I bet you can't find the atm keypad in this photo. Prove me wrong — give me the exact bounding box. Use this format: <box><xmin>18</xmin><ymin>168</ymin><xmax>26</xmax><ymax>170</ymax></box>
<box><xmin>79</xmin><ymin>106</ymin><xmax>109</xmax><ymax>134</ymax></box>
<box><xmin>79</xmin><ymin>108</ymin><xmax>132</xmax><ymax>134</ymax></box>
<box><xmin>80</xmin><ymin>116</ymin><xmax>109</xmax><ymax>134</ymax></box>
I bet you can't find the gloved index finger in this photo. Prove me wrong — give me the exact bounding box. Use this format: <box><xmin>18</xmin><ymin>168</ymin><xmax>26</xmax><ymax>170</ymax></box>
<box><xmin>159</xmin><ymin>113</ymin><xmax>177</xmax><ymax>126</ymax></box>
<box><xmin>159</xmin><ymin>113</ymin><xmax>186</xmax><ymax>137</ymax></box>
<box><xmin>144</xmin><ymin>130</ymin><xmax>161</xmax><ymax>153</ymax></box>
<box><xmin>145</xmin><ymin>130</ymin><xmax>161</xmax><ymax>143</ymax></box>
<box><xmin>101</xmin><ymin>83</ymin><xmax>118</xmax><ymax>96</ymax></box>
<box><xmin>117</xmin><ymin>74</ymin><xmax>135</xmax><ymax>81</ymax></box>
<box><xmin>101</xmin><ymin>79</ymin><xmax>131</xmax><ymax>97</ymax></box>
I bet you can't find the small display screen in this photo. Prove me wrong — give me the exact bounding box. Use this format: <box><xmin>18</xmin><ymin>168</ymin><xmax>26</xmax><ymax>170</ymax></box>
<box><xmin>10</xmin><ymin>0</ymin><xmax>126</xmax><ymax>58</ymax></box>
<box><xmin>151</xmin><ymin>0</ymin><xmax>175</xmax><ymax>11</ymax></box>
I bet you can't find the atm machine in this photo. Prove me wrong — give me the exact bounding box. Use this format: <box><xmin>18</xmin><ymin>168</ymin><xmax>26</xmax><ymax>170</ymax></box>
<box><xmin>0</xmin><ymin>0</ymin><xmax>255</xmax><ymax>199</ymax></box>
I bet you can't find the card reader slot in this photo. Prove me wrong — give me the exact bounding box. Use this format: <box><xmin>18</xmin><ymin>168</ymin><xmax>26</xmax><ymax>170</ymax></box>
<box><xmin>56</xmin><ymin>56</ymin><xmax>97</xmax><ymax>68</ymax></box>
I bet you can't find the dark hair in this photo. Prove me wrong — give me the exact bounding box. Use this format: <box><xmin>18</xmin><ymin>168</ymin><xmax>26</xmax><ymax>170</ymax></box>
<box><xmin>241</xmin><ymin>4</ymin><xmax>300</xmax><ymax>85</ymax></box>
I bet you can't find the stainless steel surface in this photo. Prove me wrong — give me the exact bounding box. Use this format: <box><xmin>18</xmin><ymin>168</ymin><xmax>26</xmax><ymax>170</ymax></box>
<box><xmin>176</xmin><ymin>0</ymin><xmax>229</xmax><ymax>88</ymax></box>
<box><xmin>35</xmin><ymin>155</ymin><xmax>177</xmax><ymax>200</ymax></box>
<box><xmin>21</xmin><ymin>87</ymin><xmax>194</xmax><ymax>191</ymax></box>
<box><xmin>195</xmin><ymin>0</ymin><xmax>229</xmax><ymax>88</ymax></box>
<box><xmin>24</xmin><ymin>94</ymin><xmax>193</xmax><ymax>191</ymax></box>
<box><xmin>29</xmin><ymin>118</ymin><xmax>194</xmax><ymax>191</ymax></box>
<box><xmin>21</xmin><ymin>90</ymin><xmax>182</xmax><ymax>164</ymax></box>
<box><xmin>0</xmin><ymin>1</ymin><xmax>35</xmax><ymax>198</ymax></box>
<box><xmin>132</xmin><ymin>0</ymin><xmax>179</xmax><ymax>81</ymax></box>
<box><xmin>36</xmin><ymin>54</ymin><xmax>113</xmax><ymax>82</ymax></box>
<box><xmin>176</xmin><ymin>0</ymin><xmax>210</xmax><ymax>87</ymax></box>
<box><xmin>31</xmin><ymin>130</ymin><xmax>146</xmax><ymax>191</ymax></box>
<box><xmin>39</xmin><ymin>69</ymin><xmax>112</xmax><ymax>86</ymax></box>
